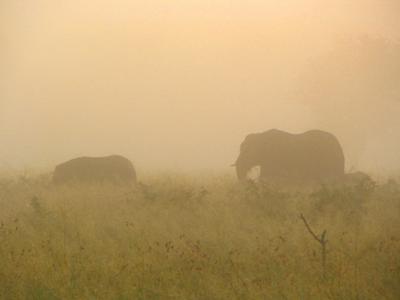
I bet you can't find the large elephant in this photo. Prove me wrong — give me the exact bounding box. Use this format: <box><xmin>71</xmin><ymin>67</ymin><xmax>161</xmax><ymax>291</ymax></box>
<box><xmin>234</xmin><ymin>129</ymin><xmax>345</xmax><ymax>183</ymax></box>
<box><xmin>53</xmin><ymin>155</ymin><xmax>137</xmax><ymax>185</ymax></box>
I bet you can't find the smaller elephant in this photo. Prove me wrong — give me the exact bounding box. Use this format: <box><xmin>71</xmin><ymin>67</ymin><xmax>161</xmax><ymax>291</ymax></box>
<box><xmin>343</xmin><ymin>171</ymin><xmax>373</xmax><ymax>185</ymax></box>
<box><xmin>53</xmin><ymin>155</ymin><xmax>137</xmax><ymax>185</ymax></box>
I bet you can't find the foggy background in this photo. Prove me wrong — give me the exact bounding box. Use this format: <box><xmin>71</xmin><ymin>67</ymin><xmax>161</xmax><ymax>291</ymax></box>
<box><xmin>1</xmin><ymin>0</ymin><xmax>400</xmax><ymax>175</ymax></box>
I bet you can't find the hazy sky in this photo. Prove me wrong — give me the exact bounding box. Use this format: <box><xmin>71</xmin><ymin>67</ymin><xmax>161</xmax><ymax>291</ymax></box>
<box><xmin>1</xmin><ymin>0</ymin><xmax>400</xmax><ymax>174</ymax></box>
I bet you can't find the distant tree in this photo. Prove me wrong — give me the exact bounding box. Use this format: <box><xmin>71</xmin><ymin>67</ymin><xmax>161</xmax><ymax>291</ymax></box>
<box><xmin>297</xmin><ymin>36</ymin><xmax>400</xmax><ymax>170</ymax></box>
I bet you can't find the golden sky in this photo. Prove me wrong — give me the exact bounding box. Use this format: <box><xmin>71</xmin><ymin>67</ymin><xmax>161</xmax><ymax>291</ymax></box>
<box><xmin>1</xmin><ymin>0</ymin><xmax>400</xmax><ymax>174</ymax></box>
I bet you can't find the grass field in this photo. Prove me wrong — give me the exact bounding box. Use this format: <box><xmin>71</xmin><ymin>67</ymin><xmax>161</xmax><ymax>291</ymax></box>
<box><xmin>0</xmin><ymin>173</ymin><xmax>399</xmax><ymax>299</ymax></box>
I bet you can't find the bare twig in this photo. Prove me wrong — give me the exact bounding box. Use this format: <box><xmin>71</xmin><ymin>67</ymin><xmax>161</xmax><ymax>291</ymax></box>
<box><xmin>300</xmin><ymin>214</ymin><xmax>324</xmax><ymax>243</ymax></box>
<box><xmin>300</xmin><ymin>214</ymin><xmax>328</xmax><ymax>279</ymax></box>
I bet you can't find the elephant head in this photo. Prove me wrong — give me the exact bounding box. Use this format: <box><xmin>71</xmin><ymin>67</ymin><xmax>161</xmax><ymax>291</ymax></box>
<box><xmin>234</xmin><ymin>134</ymin><xmax>265</xmax><ymax>181</ymax></box>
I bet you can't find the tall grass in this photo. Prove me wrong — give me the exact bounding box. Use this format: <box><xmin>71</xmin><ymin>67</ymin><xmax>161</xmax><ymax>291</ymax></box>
<box><xmin>0</xmin><ymin>173</ymin><xmax>399</xmax><ymax>299</ymax></box>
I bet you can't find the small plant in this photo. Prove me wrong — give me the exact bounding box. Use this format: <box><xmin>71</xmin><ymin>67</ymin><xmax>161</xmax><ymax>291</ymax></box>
<box><xmin>300</xmin><ymin>213</ymin><xmax>328</xmax><ymax>279</ymax></box>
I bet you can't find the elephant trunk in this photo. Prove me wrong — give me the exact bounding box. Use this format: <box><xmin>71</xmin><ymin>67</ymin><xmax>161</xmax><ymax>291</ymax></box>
<box><xmin>235</xmin><ymin>155</ymin><xmax>253</xmax><ymax>181</ymax></box>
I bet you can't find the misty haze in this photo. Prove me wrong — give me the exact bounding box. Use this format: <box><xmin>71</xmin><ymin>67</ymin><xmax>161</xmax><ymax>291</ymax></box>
<box><xmin>1</xmin><ymin>1</ymin><xmax>400</xmax><ymax>299</ymax></box>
